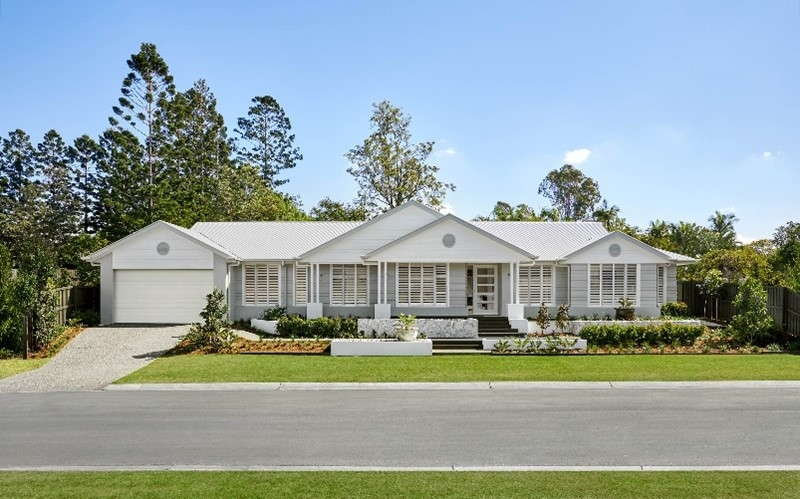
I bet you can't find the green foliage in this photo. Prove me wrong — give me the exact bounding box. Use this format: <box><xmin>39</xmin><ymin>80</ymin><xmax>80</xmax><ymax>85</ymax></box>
<box><xmin>660</xmin><ymin>301</ymin><xmax>690</xmax><ymax>317</ymax></box>
<box><xmin>276</xmin><ymin>315</ymin><xmax>360</xmax><ymax>338</ymax></box>
<box><xmin>580</xmin><ymin>323</ymin><xmax>706</xmax><ymax>347</ymax></box>
<box><xmin>728</xmin><ymin>277</ymin><xmax>774</xmax><ymax>345</ymax></box>
<box><xmin>772</xmin><ymin>221</ymin><xmax>800</xmax><ymax>291</ymax></box>
<box><xmin>346</xmin><ymin>100</ymin><xmax>454</xmax><ymax>214</ymax></box>
<box><xmin>260</xmin><ymin>307</ymin><xmax>287</xmax><ymax>320</ymax></box>
<box><xmin>555</xmin><ymin>304</ymin><xmax>571</xmax><ymax>335</ymax></box>
<box><xmin>537</xmin><ymin>164</ymin><xmax>601</xmax><ymax>220</ymax></box>
<box><xmin>474</xmin><ymin>201</ymin><xmax>546</xmax><ymax>221</ymax></box>
<box><xmin>615</xmin><ymin>297</ymin><xmax>635</xmax><ymax>320</ymax></box>
<box><xmin>0</xmin><ymin>243</ymin><xmax>23</xmax><ymax>352</ymax></box>
<box><xmin>534</xmin><ymin>303</ymin><xmax>551</xmax><ymax>333</ymax></box>
<box><xmin>12</xmin><ymin>246</ymin><xmax>62</xmax><ymax>352</ymax></box>
<box><xmin>182</xmin><ymin>289</ymin><xmax>234</xmax><ymax>352</ymax></box>
<box><xmin>235</xmin><ymin>95</ymin><xmax>302</xmax><ymax>188</ymax></box>
<box><xmin>683</xmin><ymin>246</ymin><xmax>777</xmax><ymax>285</ymax></box>
<box><xmin>310</xmin><ymin>197</ymin><xmax>368</xmax><ymax>221</ymax></box>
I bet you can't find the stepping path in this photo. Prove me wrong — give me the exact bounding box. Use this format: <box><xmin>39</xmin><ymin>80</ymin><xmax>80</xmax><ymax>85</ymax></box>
<box><xmin>0</xmin><ymin>326</ymin><xmax>186</xmax><ymax>393</ymax></box>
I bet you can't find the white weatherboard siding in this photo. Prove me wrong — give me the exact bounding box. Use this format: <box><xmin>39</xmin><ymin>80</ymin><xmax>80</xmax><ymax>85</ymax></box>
<box><xmin>113</xmin><ymin>270</ymin><xmax>213</xmax><ymax>323</ymax></box>
<box><xmin>112</xmin><ymin>225</ymin><xmax>214</xmax><ymax>270</ymax></box>
<box><xmin>368</xmin><ymin>217</ymin><xmax>530</xmax><ymax>263</ymax></box>
<box><xmin>563</xmin><ymin>232</ymin><xmax>670</xmax><ymax>265</ymax></box>
<box><xmin>303</xmin><ymin>203</ymin><xmax>439</xmax><ymax>263</ymax></box>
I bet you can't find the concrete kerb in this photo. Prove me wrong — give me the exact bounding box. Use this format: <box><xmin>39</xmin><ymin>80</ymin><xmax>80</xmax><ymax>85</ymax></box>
<box><xmin>104</xmin><ymin>380</ymin><xmax>800</xmax><ymax>392</ymax></box>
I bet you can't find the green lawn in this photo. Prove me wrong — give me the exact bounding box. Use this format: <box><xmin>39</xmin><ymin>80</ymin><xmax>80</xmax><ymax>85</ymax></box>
<box><xmin>0</xmin><ymin>358</ymin><xmax>47</xmax><ymax>380</ymax></box>
<box><xmin>117</xmin><ymin>353</ymin><xmax>800</xmax><ymax>383</ymax></box>
<box><xmin>1</xmin><ymin>471</ymin><xmax>798</xmax><ymax>498</ymax></box>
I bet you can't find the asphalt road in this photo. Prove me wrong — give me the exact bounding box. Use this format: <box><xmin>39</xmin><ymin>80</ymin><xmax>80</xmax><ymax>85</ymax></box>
<box><xmin>1</xmin><ymin>388</ymin><xmax>799</xmax><ymax>468</ymax></box>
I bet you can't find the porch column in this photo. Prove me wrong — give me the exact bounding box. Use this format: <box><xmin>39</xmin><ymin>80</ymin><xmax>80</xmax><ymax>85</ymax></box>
<box><xmin>374</xmin><ymin>260</ymin><xmax>390</xmax><ymax>318</ymax></box>
<box><xmin>507</xmin><ymin>261</ymin><xmax>524</xmax><ymax>321</ymax></box>
<box><xmin>306</xmin><ymin>263</ymin><xmax>323</xmax><ymax>319</ymax></box>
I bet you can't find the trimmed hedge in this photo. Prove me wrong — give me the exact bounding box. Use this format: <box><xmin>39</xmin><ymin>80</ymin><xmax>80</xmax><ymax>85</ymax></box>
<box><xmin>660</xmin><ymin>301</ymin><xmax>690</xmax><ymax>318</ymax></box>
<box><xmin>580</xmin><ymin>323</ymin><xmax>705</xmax><ymax>347</ymax></box>
<box><xmin>276</xmin><ymin>315</ymin><xmax>359</xmax><ymax>338</ymax></box>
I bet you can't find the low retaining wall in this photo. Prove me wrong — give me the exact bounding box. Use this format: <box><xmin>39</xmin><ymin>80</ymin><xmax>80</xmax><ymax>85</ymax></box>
<box><xmin>357</xmin><ymin>318</ymin><xmax>479</xmax><ymax>339</ymax></box>
<box><xmin>250</xmin><ymin>319</ymin><xmax>278</xmax><ymax>335</ymax></box>
<box><xmin>331</xmin><ymin>339</ymin><xmax>433</xmax><ymax>356</ymax></box>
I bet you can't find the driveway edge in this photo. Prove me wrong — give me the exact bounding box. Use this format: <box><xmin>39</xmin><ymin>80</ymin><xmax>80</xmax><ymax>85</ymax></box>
<box><xmin>105</xmin><ymin>380</ymin><xmax>800</xmax><ymax>391</ymax></box>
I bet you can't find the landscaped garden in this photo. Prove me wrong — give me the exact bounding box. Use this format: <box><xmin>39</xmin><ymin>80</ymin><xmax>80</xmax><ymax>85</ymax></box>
<box><xmin>1</xmin><ymin>471</ymin><xmax>799</xmax><ymax>498</ymax></box>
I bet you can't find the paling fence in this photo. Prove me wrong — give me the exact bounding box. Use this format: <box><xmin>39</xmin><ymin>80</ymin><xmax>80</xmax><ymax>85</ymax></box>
<box><xmin>678</xmin><ymin>281</ymin><xmax>800</xmax><ymax>336</ymax></box>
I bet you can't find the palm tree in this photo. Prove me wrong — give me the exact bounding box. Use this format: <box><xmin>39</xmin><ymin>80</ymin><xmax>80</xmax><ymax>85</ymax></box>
<box><xmin>708</xmin><ymin>211</ymin><xmax>739</xmax><ymax>248</ymax></box>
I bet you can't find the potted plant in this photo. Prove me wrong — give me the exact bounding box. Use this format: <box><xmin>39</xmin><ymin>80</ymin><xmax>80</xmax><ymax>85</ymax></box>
<box><xmin>615</xmin><ymin>297</ymin><xmax>635</xmax><ymax>320</ymax></box>
<box><xmin>394</xmin><ymin>314</ymin><xmax>419</xmax><ymax>341</ymax></box>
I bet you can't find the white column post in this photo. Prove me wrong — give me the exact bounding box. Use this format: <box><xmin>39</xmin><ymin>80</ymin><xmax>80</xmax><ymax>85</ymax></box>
<box><xmin>507</xmin><ymin>260</ymin><xmax>524</xmax><ymax>322</ymax></box>
<box><xmin>374</xmin><ymin>260</ymin><xmax>391</xmax><ymax>318</ymax></box>
<box><xmin>377</xmin><ymin>261</ymin><xmax>382</xmax><ymax>304</ymax></box>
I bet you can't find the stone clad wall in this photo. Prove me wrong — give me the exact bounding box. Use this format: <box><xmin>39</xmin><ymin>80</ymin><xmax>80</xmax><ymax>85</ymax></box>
<box><xmin>357</xmin><ymin>318</ymin><xmax>479</xmax><ymax>338</ymax></box>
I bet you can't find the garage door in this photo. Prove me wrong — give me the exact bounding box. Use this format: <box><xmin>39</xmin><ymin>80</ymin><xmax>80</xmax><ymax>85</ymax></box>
<box><xmin>113</xmin><ymin>270</ymin><xmax>214</xmax><ymax>324</ymax></box>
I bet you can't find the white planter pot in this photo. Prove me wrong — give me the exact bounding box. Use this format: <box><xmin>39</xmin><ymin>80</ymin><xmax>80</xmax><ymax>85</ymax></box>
<box><xmin>396</xmin><ymin>326</ymin><xmax>419</xmax><ymax>342</ymax></box>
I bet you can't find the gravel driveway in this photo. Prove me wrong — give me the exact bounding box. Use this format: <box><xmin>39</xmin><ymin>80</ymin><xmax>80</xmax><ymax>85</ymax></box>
<box><xmin>0</xmin><ymin>326</ymin><xmax>186</xmax><ymax>393</ymax></box>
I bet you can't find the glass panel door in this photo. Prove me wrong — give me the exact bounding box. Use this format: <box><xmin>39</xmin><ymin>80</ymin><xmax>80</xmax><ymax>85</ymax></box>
<box><xmin>473</xmin><ymin>265</ymin><xmax>497</xmax><ymax>315</ymax></box>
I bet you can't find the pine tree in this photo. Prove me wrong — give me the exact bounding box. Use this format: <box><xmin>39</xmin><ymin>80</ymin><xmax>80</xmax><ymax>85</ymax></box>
<box><xmin>0</xmin><ymin>129</ymin><xmax>36</xmax><ymax>209</ymax></box>
<box><xmin>36</xmin><ymin>130</ymin><xmax>81</xmax><ymax>245</ymax></box>
<box><xmin>108</xmin><ymin>42</ymin><xmax>176</xmax><ymax>222</ymax></box>
<box><xmin>68</xmin><ymin>135</ymin><xmax>103</xmax><ymax>233</ymax></box>
<box><xmin>235</xmin><ymin>95</ymin><xmax>302</xmax><ymax>188</ymax></box>
<box><xmin>164</xmin><ymin>80</ymin><xmax>233</xmax><ymax>225</ymax></box>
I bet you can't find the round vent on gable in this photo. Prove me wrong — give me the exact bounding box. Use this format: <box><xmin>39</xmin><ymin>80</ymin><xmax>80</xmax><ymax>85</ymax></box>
<box><xmin>442</xmin><ymin>233</ymin><xmax>456</xmax><ymax>248</ymax></box>
<box><xmin>609</xmin><ymin>243</ymin><xmax>621</xmax><ymax>257</ymax></box>
<box><xmin>156</xmin><ymin>242</ymin><xmax>170</xmax><ymax>256</ymax></box>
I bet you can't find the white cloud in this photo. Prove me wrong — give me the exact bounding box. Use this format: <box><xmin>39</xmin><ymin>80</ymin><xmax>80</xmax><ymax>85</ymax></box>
<box><xmin>762</xmin><ymin>151</ymin><xmax>773</xmax><ymax>159</ymax></box>
<box><xmin>563</xmin><ymin>148</ymin><xmax>592</xmax><ymax>165</ymax></box>
<box><xmin>435</xmin><ymin>147</ymin><xmax>457</xmax><ymax>158</ymax></box>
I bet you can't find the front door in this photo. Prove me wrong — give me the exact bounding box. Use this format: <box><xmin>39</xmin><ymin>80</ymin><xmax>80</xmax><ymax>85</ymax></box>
<box><xmin>473</xmin><ymin>265</ymin><xmax>498</xmax><ymax>315</ymax></box>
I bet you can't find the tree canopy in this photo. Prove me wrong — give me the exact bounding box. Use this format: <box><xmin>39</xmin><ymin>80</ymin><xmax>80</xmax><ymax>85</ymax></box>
<box><xmin>346</xmin><ymin>101</ymin><xmax>454</xmax><ymax>215</ymax></box>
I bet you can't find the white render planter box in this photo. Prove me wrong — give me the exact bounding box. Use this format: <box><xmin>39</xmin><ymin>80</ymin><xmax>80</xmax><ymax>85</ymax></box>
<box><xmin>358</xmin><ymin>318</ymin><xmax>478</xmax><ymax>338</ymax></box>
<box><xmin>331</xmin><ymin>339</ymin><xmax>433</xmax><ymax>356</ymax></box>
<box><xmin>249</xmin><ymin>319</ymin><xmax>278</xmax><ymax>335</ymax></box>
<box><xmin>482</xmin><ymin>337</ymin><xmax>587</xmax><ymax>352</ymax></box>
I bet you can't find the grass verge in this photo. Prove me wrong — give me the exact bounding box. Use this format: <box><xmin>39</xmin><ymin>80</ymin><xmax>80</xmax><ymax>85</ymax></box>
<box><xmin>0</xmin><ymin>471</ymin><xmax>798</xmax><ymax>498</ymax></box>
<box><xmin>0</xmin><ymin>358</ymin><xmax>47</xmax><ymax>380</ymax></box>
<box><xmin>117</xmin><ymin>353</ymin><xmax>800</xmax><ymax>383</ymax></box>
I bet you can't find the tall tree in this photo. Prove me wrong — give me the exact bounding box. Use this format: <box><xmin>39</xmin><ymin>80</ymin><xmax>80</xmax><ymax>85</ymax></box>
<box><xmin>36</xmin><ymin>130</ymin><xmax>81</xmax><ymax>245</ymax></box>
<box><xmin>235</xmin><ymin>95</ymin><xmax>301</xmax><ymax>188</ymax></box>
<box><xmin>773</xmin><ymin>221</ymin><xmax>800</xmax><ymax>291</ymax></box>
<box><xmin>537</xmin><ymin>164</ymin><xmax>601</xmax><ymax>220</ymax></box>
<box><xmin>310</xmin><ymin>198</ymin><xmax>368</xmax><ymax>221</ymax></box>
<box><xmin>346</xmin><ymin>101</ymin><xmax>454</xmax><ymax>214</ymax></box>
<box><xmin>475</xmin><ymin>201</ymin><xmax>544</xmax><ymax>221</ymax></box>
<box><xmin>215</xmin><ymin>164</ymin><xmax>306</xmax><ymax>221</ymax></box>
<box><xmin>108</xmin><ymin>42</ymin><xmax>175</xmax><ymax>219</ymax></box>
<box><xmin>164</xmin><ymin>79</ymin><xmax>233</xmax><ymax>225</ymax></box>
<box><xmin>0</xmin><ymin>129</ymin><xmax>36</xmax><ymax>208</ymax></box>
<box><xmin>68</xmin><ymin>135</ymin><xmax>103</xmax><ymax>233</ymax></box>
<box><xmin>708</xmin><ymin>210</ymin><xmax>738</xmax><ymax>249</ymax></box>
<box><xmin>592</xmin><ymin>199</ymin><xmax>637</xmax><ymax>234</ymax></box>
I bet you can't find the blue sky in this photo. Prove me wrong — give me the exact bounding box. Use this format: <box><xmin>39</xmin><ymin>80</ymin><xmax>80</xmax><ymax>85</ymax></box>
<box><xmin>1</xmin><ymin>1</ymin><xmax>797</xmax><ymax>240</ymax></box>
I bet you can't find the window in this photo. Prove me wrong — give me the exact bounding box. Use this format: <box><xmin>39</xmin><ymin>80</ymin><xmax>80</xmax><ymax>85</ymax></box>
<box><xmin>294</xmin><ymin>264</ymin><xmax>309</xmax><ymax>306</ymax></box>
<box><xmin>656</xmin><ymin>265</ymin><xmax>666</xmax><ymax>306</ymax></box>
<box><xmin>517</xmin><ymin>265</ymin><xmax>554</xmax><ymax>305</ymax></box>
<box><xmin>330</xmin><ymin>264</ymin><xmax>368</xmax><ymax>305</ymax></box>
<box><xmin>396</xmin><ymin>263</ymin><xmax>448</xmax><ymax>306</ymax></box>
<box><xmin>588</xmin><ymin>263</ymin><xmax>637</xmax><ymax>306</ymax></box>
<box><xmin>243</xmin><ymin>263</ymin><xmax>281</xmax><ymax>306</ymax></box>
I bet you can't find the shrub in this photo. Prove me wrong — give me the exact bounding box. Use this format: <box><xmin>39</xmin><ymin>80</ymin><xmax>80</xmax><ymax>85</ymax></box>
<box><xmin>555</xmin><ymin>304</ymin><xmax>571</xmax><ymax>335</ymax></box>
<box><xmin>534</xmin><ymin>303</ymin><xmax>550</xmax><ymax>334</ymax></box>
<box><xmin>580</xmin><ymin>323</ymin><xmax>705</xmax><ymax>347</ymax></box>
<box><xmin>260</xmin><ymin>307</ymin><xmax>287</xmax><ymax>320</ymax></box>
<box><xmin>276</xmin><ymin>315</ymin><xmax>360</xmax><ymax>338</ymax></box>
<box><xmin>615</xmin><ymin>297</ymin><xmax>635</xmax><ymax>320</ymax></box>
<box><xmin>182</xmin><ymin>289</ymin><xmax>235</xmax><ymax>352</ymax></box>
<box><xmin>728</xmin><ymin>277</ymin><xmax>774</xmax><ymax>345</ymax></box>
<box><xmin>661</xmin><ymin>301</ymin><xmax>690</xmax><ymax>318</ymax></box>
<box><xmin>67</xmin><ymin>309</ymin><xmax>100</xmax><ymax>327</ymax></box>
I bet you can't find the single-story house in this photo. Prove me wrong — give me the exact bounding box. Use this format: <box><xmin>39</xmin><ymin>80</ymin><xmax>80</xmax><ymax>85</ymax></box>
<box><xmin>84</xmin><ymin>200</ymin><xmax>695</xmax><ymax>325</ymax></box>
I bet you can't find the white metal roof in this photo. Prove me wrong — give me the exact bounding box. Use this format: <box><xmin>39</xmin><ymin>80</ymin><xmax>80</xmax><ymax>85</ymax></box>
<box><xmin>190</xmin><ymin>221</ymin><xmax>363</xmax><ymax>260</ymax></box>
<box><xmin>472</xmin><ymin>221</ymin><xmax>609</xmax><ymax>261</ymax></box>
<box><xmin>189</xmin><ymin>219</ymin><xmax>611</xmax><ymax>261</ymax></box>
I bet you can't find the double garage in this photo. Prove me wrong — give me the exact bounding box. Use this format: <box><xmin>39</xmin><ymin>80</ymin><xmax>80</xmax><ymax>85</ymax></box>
<box><xmin>86</xmin><ymin>221</ymin><xmax>234</xmax><ymax>325</ymax></box>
